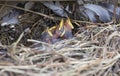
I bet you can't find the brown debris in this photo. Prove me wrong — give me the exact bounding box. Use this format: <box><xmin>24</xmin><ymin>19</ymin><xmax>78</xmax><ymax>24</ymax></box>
<box><xmin>0</xmin><ymin>1</ymin><xmax>120</xmax><ymax>76</ymax></box>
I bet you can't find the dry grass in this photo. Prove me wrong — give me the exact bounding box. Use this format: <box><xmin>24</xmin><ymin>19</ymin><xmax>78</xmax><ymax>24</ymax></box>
<box><xmin>0</xmin><ymin>23</ymin><xmax>120</xmax><ymax>76</ymax></box>
<box><xmin>0</xmin><ymin>1</ymin><xmax>120</xmax><ymax>76</ymax></box>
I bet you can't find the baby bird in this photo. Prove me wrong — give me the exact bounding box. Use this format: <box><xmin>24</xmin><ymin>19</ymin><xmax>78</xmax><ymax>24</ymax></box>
<box><xmin>53</xmin><ymin>18</ymin><xmax>74</xmax><ymax>39</ymax></box>
<box><xmin>41</xmin><ymin>18</ymin><xmax>74</xmax><ymax>44</ymax></box>
<box><xmin>41</xmin><ymin>27</ymin><xmax>53</xmax><ymax>44</ymax></box>
<box><xmin>61</xmin><ymin>18</ymin><xmax>74</xmax><ymax>39</ymax></box>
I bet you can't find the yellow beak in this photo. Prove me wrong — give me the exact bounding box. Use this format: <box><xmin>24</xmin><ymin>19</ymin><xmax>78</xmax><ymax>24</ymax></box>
<box><xmin>66</xmin><ymin>18</ymin><xmax>74</xmax><ymax>29</ymax></box>
<box><xmin>47</xmin><ymin>27</ymin><xmax>53</xmax><ymax>37</ymax></box>
<box><xmin>60</xmin><ymin>26</ymin><xmax>66</xmax><ymax>37</ymax></box>
<box><xmin>59</xmin><ymin>19</ymin><xmax>64</xmax><ymax>30</ymax></box>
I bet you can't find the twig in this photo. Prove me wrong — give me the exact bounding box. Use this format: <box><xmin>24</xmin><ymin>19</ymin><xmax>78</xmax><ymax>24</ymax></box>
<box><xmin>0</xmin><ymin>3</ymin><xmax>113</xmax><ymax>25</ymax></box>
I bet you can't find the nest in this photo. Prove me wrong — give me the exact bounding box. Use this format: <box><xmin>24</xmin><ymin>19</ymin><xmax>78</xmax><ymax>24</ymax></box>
<box><xmin>0</xmin><ymin>1</ymin><xmax>120</xmax><ymax>76</ymax></box>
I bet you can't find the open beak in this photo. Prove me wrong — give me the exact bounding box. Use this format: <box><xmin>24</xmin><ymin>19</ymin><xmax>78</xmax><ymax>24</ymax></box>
<box><xmin>66</xmin><ymin>18</ymin><xmax>74</xmax><ymax>29</ymax></box>
<box><xmin>46</xmin><ymin>27</ymin><xmax>53</xmax><ymax>37</ymax></box>
<box><xmin>58</xmin><ymin>19</ymin><xmax>64</xmax><ymax>30</ymax></box>
<box><xmin>49</xmin><ymin>26</ymin><xmax>56</xmax><ymax>31</ymax></box>
<box><xmin>60</xmin><ymin>26</ymin><xmax>66</xmax><ymax>37</ymax></box>
<box><xmin>41</xmin><ymin>18</ymin><xmax>74</xmax><ymax>43</ymax></box>
<box><xmin>57</xmin><ymin>18</ymin><xmax>74</xmax><ymax>37</ymax></box>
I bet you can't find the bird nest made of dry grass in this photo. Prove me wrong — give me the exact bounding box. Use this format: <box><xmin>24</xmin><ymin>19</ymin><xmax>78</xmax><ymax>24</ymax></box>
<box><xmin>0</xmin><ymin>1</ymin><xmax>120</xmax><ymax>76</ymax></box>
